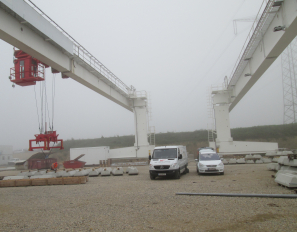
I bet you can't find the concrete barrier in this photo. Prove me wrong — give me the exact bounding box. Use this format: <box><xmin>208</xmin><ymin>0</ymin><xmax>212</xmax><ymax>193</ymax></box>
<box><xmin>288</xmin><ymin>159</ymin><xmax>297</xmax><ymax>167</ymax></box>
<box><xmin>255</xmin><ymin>160</ymin><xmax>264</xmax><ymax>164</ymax></box>
<box><xmin>89</xmin><ymin>168</ymin><xmax>100</xmax><ymax>177</ymax></box>
<box><xmin>128</xmin><ymin>167</ymin><xmax>139</xmax><ymax>175</ymax></box>
<box><xmin>272</xmin><ymin>157</ymin><xmax>279</xmax><ymax>163</ymax></box>
<box><xmin>275</xmin><ymin>173</ymin><xmax>297</xmax><ymax>188</ymax></box>
<box><xmin>236</xmin><ymin>158</ymin><xmax>245</xmax><ymax>164</ymax></box>
<box><xmin>246</xmin><ymin>160</ymin><xmax>254</xmax><ymax>164</ymax></box>
<box><xmin>262</xmin><ymin>158</ymin><xmax>272</xmax><ymax>163</ymax></box>
<box><xmin>101</xmin><ymin>168</ymin><xmax>111</xmax><ymax>176</ymax></box>
<box><xmin>229</xmin><ymin>158</ymin><xmax>237</xmax><ymax>164</ymax></box>
<box><xmin>112</xmin><ymin>167</ymin><xmax>124</xmax><ymax>176</ymax></box>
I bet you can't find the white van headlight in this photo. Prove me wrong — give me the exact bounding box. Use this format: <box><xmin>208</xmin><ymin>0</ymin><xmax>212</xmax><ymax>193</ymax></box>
<box><xmin>149</xmin><ymin>164</ymin><xmax>155</xmax><ymax>170</ymax></box>
<box><xmin>218</xmin><ymin>162</ymin><xmax>224</xmax><ymax>166</ymax></box>
<box><xmin>170</xmin><ymin>163</ymin><xmax>179</xmax><ymax>169</ymax></box>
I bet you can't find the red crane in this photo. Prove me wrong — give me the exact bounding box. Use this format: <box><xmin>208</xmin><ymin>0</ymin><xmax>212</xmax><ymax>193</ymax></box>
<box><xmin>9</xmin><ymin>49</ymin><xmax>64</xmax><ymax>151</ymax></box>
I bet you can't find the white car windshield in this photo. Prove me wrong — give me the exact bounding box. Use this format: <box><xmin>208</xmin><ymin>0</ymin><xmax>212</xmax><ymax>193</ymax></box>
<box><xmin>153</xmin><ymin>149</ymin><xmax>177</xmax><ymax>159</ymax></box>
<box><xmin>199</xmin><ymin>153</ymin><xmax>220</xmax><ymax>161</ymax></box>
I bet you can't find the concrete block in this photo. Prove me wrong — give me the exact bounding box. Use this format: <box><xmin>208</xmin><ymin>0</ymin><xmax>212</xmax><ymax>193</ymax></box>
<box><xmin>96</xmin><ymin>168</ymin><xmax>102</xmax><ymax>174</ymax></box>
<box><xmin>272</xmin><ymin>157</ymin><xmax>279</xmax><ymax>163</ymax></box>
<box><xmin>228</xmin><ymin>158</ymin><xmax>237</xmax><ymax>164</ymax></box>
<box><xmin>101</xmin><ymin>168</ymin><xmax>111</xmax><ymax>176</ymax></box>
<box><xmin>112</xmin><ymin>167</ymin><xmax>124</xmax><ymax>176</ymax></box>
<box><xmin>55</xmin><ymin>170</ymin><xmax>67</xmax><ymax>177</ymax></box>
<box><xmin>89</xmin><ymin>168</ymin><xmax>100</xmax><ymax>177</ymax></box>
<box><xmin>262</xmin><ymin>158</ymin><xmax>272</xmax><ymax>163</ymax></box>
<box><xmin>265</xmin><ymin>151</ymin><xmax>277</xmax><ymax>156</ymax></box>
<box><xmin>30</xmin><ymin>175</ymin><xmax>56</xmax><ymax>179</ymax></box>
<box><xmin>275</xmin><ymin>173</ymin><xmax>297</xmax><ymax>188</ymax></box>
<box><xmin>255</xmin><ymin>160</ymin><xmax>264</xmax><ymax>164</ymax></box>
<box><xmin>33</xmin><ymin>170</ymin><xmax>48</xmax><ymax>176</ymax></box>
<box><xmin>3</xmin><ymin>176</ymin><xmax>29</xmax><ymax>180</ymax></box>
<box><xmin>18</xmin><ymin>171</ymin><xmax>37</xmax><ymax>177</ymax></box>
<box><xmin>253</xmin><ymin>155</ymin><xmax>262</xmax><ymax>160</ymax></box>
<box><xmin>128</xmin><ymin>167</ymin><xmax>139</xmax><ymax>175</ymax></box>
<box><xmin>64</xmin><ymin>170</ymin><xmax>78</xmax><ymax>177</ymax></box>
<box><xmin>222</xmin><ymin>159</ymin><xmax>228</xmax><ymax>164</ymax></box>
<box><xmin>125</xmin><ymin>167</ymin><xmax>133</xmax><ymax>173</ymax></box>
<box><xmin>275</xmin><ymin>170</ymin><xmax>297</xmax><ymax>178</ymax></box>
<box><xmin>236</xmin><ymin>158</ymin><xmax>245</xmax><ymax>164</ymax></box>
<box><xmin>280</xmin><ymin>166</ymin><xmax>297</xmax><ymax>171</ymax></box>
<box><xmin>246</xmin><ymin>160</ymin><xmax>254</xmax><ymax>164</ymax></box>
<box><xmin>74</xmin><ymin>169</ymin><xmax>89</xmax><ymax>177</ymax></box>
<box><xmin>245</xmin><ymin>154</ymin><xmax>253</xmax><ymax>159</ymax></box>
<box><xmin>278</xmin><ymin>156</ymin><xmax>289</xmax><ymax>165</ymax></box>
<box><xmin>288</xmin><ymin>159</ymin><xmax>297</xmax><ymax>167</ymax></box>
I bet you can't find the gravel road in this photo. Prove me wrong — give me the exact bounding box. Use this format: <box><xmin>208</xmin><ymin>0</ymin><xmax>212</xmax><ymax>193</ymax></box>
<box><xmin>0</xmin><ymin>162</ymin><xmax>297</xmax><ymax>232</ymax></box>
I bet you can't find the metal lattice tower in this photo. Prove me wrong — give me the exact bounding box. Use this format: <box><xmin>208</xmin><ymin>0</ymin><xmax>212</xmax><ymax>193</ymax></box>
<box><xmin>281</xmin><ymin>36</ymin><xmax>297</xmax><ymax>124</ymax></box>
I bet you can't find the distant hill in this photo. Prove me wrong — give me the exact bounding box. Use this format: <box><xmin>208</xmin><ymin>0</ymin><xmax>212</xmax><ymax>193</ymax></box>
<box><xmin>52</xmin><ymin>123</ymin><xmax>297</xmax><ymax>161</ymax></box>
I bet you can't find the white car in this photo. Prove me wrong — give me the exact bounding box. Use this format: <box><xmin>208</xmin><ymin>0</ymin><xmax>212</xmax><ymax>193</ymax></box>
<box><xmin>196</xmin><ymin>152</ymin><xmax>224</xmax><ymax>175</ymax></box>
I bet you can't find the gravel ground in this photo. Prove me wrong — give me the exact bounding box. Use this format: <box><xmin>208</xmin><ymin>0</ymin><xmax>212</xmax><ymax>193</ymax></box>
<box><xmin>0</xmin><ymin>162</ymin><xmax>297</xmax><ymax>232</ymax></box>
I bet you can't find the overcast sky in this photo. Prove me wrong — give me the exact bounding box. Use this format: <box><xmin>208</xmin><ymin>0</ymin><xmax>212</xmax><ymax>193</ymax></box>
<box><xmin>0</xmin><ymin>0</ymin><xmax>284</xmax><ymax>150</ymax></box>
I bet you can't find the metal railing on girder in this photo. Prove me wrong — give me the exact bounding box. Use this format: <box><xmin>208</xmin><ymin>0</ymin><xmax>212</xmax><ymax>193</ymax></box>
<box><xmin>24</xmin><ymin>0</ymin><xmax>132</xmax><ymax>96</ymax></box>
<box><xmin>228</xmin><ymin>0</ymin><xmax>280</xmax><ymax>87</ymax></box>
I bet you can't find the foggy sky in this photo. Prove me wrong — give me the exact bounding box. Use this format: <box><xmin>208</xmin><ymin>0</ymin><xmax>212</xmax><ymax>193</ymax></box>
<box><xmin>0</xmin><ymin>0</ymin><xmax>284</xmax><ymax>150</ymax></box>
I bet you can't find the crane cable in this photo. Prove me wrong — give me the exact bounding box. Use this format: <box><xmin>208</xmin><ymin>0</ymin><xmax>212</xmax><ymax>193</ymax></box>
<box><xmin>34</xmin><ymin>85</ymin><xmax>41</xmax><ymax>132</ymax></box>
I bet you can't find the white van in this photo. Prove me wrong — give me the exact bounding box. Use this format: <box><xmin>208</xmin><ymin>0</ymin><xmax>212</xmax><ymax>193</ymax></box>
<box><xmin>195</xmin><ymin>150</ymin><xmax>224</xmax><ymax>175</ymax></box>
<box><xmin>149</xmin><ymin>146</ymin><xmax>188</xmax><ymax>180</ymax></box>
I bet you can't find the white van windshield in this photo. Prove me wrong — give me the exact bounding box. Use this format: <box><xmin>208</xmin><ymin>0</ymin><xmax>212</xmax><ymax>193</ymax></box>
<box><xmin>199</xmin><ymin>153</ymin><xmax>220</xmax><ymax>161</ymax></box>
<box><xmin>153</xmin><ymin>149</ymin><xmax>177</xmax><ymax>159</ymax></box>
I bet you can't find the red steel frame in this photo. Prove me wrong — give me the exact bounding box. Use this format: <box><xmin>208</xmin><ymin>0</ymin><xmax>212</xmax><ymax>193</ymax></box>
<box><xmin>10</xmin><ymin>50</ymin><xmax>49</xmax><ymax>86</ymax></box>
<box><xmin>29</xmin><ymin>131</ymin><xmax>64</xmax><ymax>151</ymax></box>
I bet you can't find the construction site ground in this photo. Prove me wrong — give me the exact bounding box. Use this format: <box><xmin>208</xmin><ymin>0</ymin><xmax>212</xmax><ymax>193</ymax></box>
<box><xmin>0</xmin><ymin>162</ymin><xmax>297</xmax><ymax>231</ymax></box>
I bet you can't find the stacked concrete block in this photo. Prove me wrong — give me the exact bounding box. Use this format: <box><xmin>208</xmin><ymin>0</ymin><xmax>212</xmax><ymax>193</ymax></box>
<box><xmin>275</xmin><ymin>173</ymin><xmax>297</xmax><ymax>188</ymax></box>
<box><xmin>246</xmin><ymin>160</ymin><xmax>254</xmax><ymax>164</ymax></box>
<box><xmin>253</xmin><ymin>154</ymin><xmax>262</xmax><ymax>160</ymax></box>
<box><xmin>228</xmin><ymin>158</ymin><xmax>237</xmax><ymax>164</ymax></box>
<box><xmin>265</xmin><ymin>151</ymin><xmax>277</xmax><ymax>156</ymax></box>
<box><xmin>245</xmin><ymin>154</ymin><xmax>253</xmax><ymax>160</ymax></box>
<box><xmin>128</xmin><ymin>167</ymin><xmax>139</xmax><ymax>175</ymax></box>
<box><xmin>288</xmin><ymin>159</ymin><xmax>297</xmax><ymax>167</ymax></box>
<box><xmin>112</xmin><ymin>167</ymin><xmax>124</xmax><ymax>176</ymax></box>
<box><xmin>278</xmin><ymin>156</ymin><xmax>290</xmax><ymax>165</ymax></box>
<box><xmin>262</xmin><ymin>158</ymin><xmax>272</xmax><ymax>163</ymax></box>
<box><xmin>236</xmin><ymin>158</ymin><xmax>245</xmax><ymax>164</ymax></box>
<box><xmin>272</xmin><ymin>157</ymin><xmax>279</xmax><ymax>163</ymax></box>
<box><xmin>280</xmin><ymin>166</ymin><xmax>297</xmax><ymax>171</ymax></box>
<box><xmin>101</xmin><ymin>168</ymin><xmax>111</xmax><ymax>176</ymax></box>
<box><xmin>255</xmin><ymin>160</ymin><xmax>264</xmax><ymax>164</ymax></box>
<box><xmin>275</xmin><ymin>170</ymin><xmax>297</xmax><ymax>178</ymax></box>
